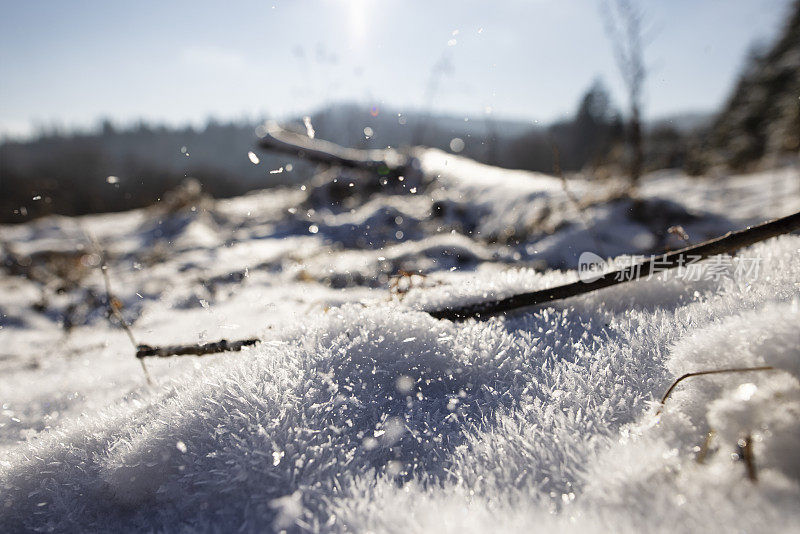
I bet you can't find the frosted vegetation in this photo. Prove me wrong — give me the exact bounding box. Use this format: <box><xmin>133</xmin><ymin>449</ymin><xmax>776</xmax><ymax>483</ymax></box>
<box><xmin>1</xmin><ymin>150</ymin><xmax>798</xmax><ymax>532</ymax></box>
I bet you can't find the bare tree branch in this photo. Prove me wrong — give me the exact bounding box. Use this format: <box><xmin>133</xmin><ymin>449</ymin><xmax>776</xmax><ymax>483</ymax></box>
<box><xmin>602</xmin><ymin>0</ymin><xmax>646</xmax><ymax>184</ymax></box>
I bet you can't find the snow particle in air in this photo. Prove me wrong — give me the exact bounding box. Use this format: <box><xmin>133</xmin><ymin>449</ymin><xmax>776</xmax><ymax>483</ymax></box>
<box><xmin>386</xmin><ymin>460</ymin><xmax>403</xmax><ymax>476</ymax></box>
<box><xmin>106</xmin><ymin>176</ymin><xmax>119</xmax><ymax>184</ymax></box>
<box><xmin>176</xmin><ymin>441</ymin><xmax>188</xmax><ymax>453</ymax></box>
<box><xmin>363</xmin><ymin>127</ymin><xmax>374</xmax><ymax>139</ymax></box>
<box><xmin>736</xmin><ymin>382</ymin><xmax>758</xmax><ymax>401</ymax></box>
<box><xmin>449</xmin><ymin>138</ymin><xmax>465</xmax><ymax>153</ymax></box>
<box><xmin>309</xmin><ymin>224</ymin><xmax>319</xmax><ymax>234</ymax></box>
<box><xmin>248</xmin><ymin>151</ymin><xmax>260</xmax><ymax>165</ymax></box>
<box><xmin>395</xmin><ymin>375</ymin><xmax>415</xmax><ymax>394</ymax></box>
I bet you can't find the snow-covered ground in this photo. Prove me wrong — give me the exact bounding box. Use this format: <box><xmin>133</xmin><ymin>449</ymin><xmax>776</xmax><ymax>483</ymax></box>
<box><xmin>1</xmin><ymin>151</ymin><xmax>799</xmax><ymax>532</ymax></box>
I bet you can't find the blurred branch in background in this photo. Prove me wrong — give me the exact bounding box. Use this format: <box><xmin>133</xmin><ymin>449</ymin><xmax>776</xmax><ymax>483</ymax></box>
<box><xmin>602</xmin><ymin>0</ymin><xmax>647</xmax><ymax>187</ymax></box>
<box><xmin>257</xmin><ymin>122</ymin><xmax>410</xmax><ymax>174</ymax></box>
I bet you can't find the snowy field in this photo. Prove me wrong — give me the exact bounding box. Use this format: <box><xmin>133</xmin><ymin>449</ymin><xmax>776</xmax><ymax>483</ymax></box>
<box><xmin>1</xmin><ymin>151</ymin><xmax>799</xmax><ymax>532</ymax></box>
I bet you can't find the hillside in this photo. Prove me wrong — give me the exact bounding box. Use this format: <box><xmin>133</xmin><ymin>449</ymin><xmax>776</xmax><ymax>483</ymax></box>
<box><xmin>704</xmin><ymin>0</ymin><xmax>800</xmax><ymax>170</ymax></box>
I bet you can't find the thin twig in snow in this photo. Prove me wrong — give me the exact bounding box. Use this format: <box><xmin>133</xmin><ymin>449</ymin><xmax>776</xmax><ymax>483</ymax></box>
<box><xmin>136</xmin><ymin>338</ymin><xmax>259</xmax><ymax>359</ymax></box>
<box><xmin>656</xmin><ymin>366</ymin><xmax>776</xmax><ymax>415</ymax></box>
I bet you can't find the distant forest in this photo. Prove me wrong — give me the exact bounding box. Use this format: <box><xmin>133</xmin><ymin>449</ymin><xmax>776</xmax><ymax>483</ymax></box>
<box><xmin>0</xmin><ymin>79</ymin><xmax>711</xmax><ymax>223</ymax></box>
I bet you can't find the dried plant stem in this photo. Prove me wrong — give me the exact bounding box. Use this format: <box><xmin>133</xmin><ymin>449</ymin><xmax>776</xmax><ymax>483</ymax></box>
<box><xmin>90</xmin><ymin>237</ymin><xmax>153</xmax><ymax>385</ymax></box>
<box><xmin>739</xmin><ymin>434</ymin><xmax>758</xmax><ymax>482</ymax></box>
<box><xmin>695</xmin><ymin>429</ymin><xmax>716</xmax><ymax>464</ymax></box>
<box><xmin>696</xmin><ymin>429</ymin><xmax>758</xmax><ymax>482</ymax></box>
<box><xmin>427</xmin><ymin>210</ymin><xmax>800</xmax><ymax>321</ymax></box>
<box><xmin>99</xmin><ymin>264</ymin><xmax>135</xmax><ymax>345</ymax></box>
<box><xmin>656</xmin><ymin>366</ymin><xmax>775</xmax><ymax>415</ymax></box>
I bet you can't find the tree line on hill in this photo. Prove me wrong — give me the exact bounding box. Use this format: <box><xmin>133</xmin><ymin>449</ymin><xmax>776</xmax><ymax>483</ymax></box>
<box><xmin>2</xmin><ymin>0</ymin><xmax>797</xmax><ymax>224</ymax></box>
<box><xmin>0</xmin><ymin>86</ymin><xmax>706</xmax><ymax>224</ymax></box>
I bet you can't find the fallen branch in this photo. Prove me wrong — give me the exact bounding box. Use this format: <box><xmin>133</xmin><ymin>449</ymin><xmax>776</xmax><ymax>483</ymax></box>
<box><xmin>257</xmin><ymin>123</ymin><xmax>409</xmax><ymax>173</ymax></box>
<box><xmin>426</xmin><ymin>210</ymin><xmax>800</xmax><ymax>321</ymax></box>
<box><xmin>136</xmin><ymin>338</ymin><xmax>259</xmax><ymax>359</ymax></box>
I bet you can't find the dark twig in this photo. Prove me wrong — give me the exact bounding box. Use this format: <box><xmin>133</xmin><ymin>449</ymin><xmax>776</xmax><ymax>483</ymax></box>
<box><xmin>136</xmin><ymin>338</ymin><xmax>259</xmax><ymax>359</ymax></box>
<box><xmin>656</xmin><ymin>366</ymin><xmax>775</xmax><ymax>415</ymax></box>
<box><xmin>426</xmin><ymin>210</ymin><xmax>800</xmax><ymax>321</ymax></box>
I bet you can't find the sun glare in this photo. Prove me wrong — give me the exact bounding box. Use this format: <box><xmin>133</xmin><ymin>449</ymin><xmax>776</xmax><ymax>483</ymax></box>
<box><xmin>346</xmin><ymin>0</ymin><xmax>369</xmax><ymax>46</ymax></box>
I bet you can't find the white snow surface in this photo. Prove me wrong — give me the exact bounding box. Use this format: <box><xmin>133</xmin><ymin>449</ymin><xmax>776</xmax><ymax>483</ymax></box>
<box><xmin>1</xmin><ymin>151</ymin><xmax>799</xmax><ymax>532</ymax></box>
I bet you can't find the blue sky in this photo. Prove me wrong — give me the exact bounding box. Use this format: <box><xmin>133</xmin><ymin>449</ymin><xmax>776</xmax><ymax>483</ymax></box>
<box><xmin>0</xmin><ymin>0</ymin><xmax>792</xmax><ymax>138</ymax></box>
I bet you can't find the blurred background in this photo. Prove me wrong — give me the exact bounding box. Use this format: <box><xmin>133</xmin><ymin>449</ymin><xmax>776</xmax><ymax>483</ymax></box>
<box><xmin>1</xmin><ymin>0</ymin><xmax>798</xmax><ymax>223</ymax></box>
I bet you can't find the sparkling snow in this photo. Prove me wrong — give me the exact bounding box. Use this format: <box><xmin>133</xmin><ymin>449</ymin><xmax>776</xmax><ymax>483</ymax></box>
<box><xmin>1</xmin><ymin>152</ymin><xmax>798</xmax><ymax>532</ymax></box>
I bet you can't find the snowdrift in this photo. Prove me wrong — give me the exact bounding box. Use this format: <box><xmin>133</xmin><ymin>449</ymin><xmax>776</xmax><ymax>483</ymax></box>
<box><xmin>1</xmin><ymin>151</ymin><xmax>799</xmax><ymax>532</ymax></box>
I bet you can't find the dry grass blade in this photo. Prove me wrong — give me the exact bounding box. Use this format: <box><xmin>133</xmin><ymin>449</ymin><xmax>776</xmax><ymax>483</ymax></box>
<box><xmin>656</xmin><ymin>366</ymin><xmax>775</xmax><ymax>415</ymax></box>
